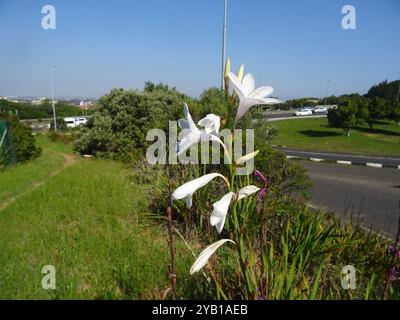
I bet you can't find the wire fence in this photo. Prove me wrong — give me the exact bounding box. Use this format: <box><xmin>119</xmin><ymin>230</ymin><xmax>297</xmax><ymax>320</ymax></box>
<box><xmin>0</xmin><ymin>120</ymin><xmax>16</xmax><ymax>166</ymax></box>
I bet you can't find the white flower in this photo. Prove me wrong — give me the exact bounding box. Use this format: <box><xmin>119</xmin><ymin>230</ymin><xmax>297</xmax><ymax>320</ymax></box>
<box><xmin>190</xmin><ymin>239</ymin><xmax>235</xmax><ymax>274</ymax></box>
<box><xmin>210</xmin><ymin>192</ymin><xmax>235</xmax><ymax>234</ymax></box>
<box><xmin>172</xmin><ymin>173</ymin><xmax>226</xmax><ymax>208</ymax></box>
<box><xmin>210</xmin><ymin>185</ymin><xmax>260</xmax><ymax>233</ymax></box>
<box><xmin>177</xmin><ymin>104</ymin><xmax>228</xmax><ymax>156</ymax></box>
<box><xmin>198</xmin><ymin>114</ymin><xmax>220</xmax><ymax>135</ymax></box>
<box><xmin>228</xmin><ymin>72</ymin><xmax>281</xmax><ymax>124</ymax></box>
<box><xmin>235</xmin><ymin>150</ymin><xmax>259</xmax><ymax>166</ymax></box>
<box><xmin>237</xmin><ymin>185</ymin><xmax>260</xmax><ymax>201</ymax></box>
<box><xmin>177</xmin><ymin>103</ymin><xmax>202</xmax><ymax>156</ymax></box>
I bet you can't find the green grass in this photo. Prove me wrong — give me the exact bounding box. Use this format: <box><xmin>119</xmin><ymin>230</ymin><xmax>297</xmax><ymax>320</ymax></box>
<box><xmin>271</xmin><ymin>118</ymin><xmax>400</xmax><ymax>156</ymax></box>
<box><xmin>0</xmin><ymin>135</ymin><xmax>72</xmax><ymax>204</ymax></box>
<box><xmin>0</xmin><ymin>136</ymin><xmax>194</xmax><ymax>299</ymax></box>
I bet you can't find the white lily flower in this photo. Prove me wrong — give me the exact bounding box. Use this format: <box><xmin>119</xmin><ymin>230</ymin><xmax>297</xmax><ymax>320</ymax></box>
<box><xmin>190</xmin><ymin>239</ymin><xmax>235</xmax><ymax>275</ymax></box>
<box><xmin>177</xmin><ymin>103</ymin><xmax>201</xmax><ymax>156</ymax></box>
<box><xmin>235</xmin><ymin>150</ymin><xmax>259</xmax><ymax>166</ymax></box>
<box><xmin>228</xmin><ymin>72</ymin><xmax>281</xmax><ymax>124</ymax></box>
<box><xmin>237</xmin><ymin>185</ymin><xmax>260</xmax><ymax>201</ymax></box>
<box><xmin>172</xmin><ymin>173</ymin><xmax>226</xmax><ymax>208</ymax></box>
<box><xmin>198</xmin><ymin>114</ymin><xmax>220</xmax><ymax>135</ymax></box>
<box><xmin>210</xmin><ymin>192</ymin><xmax>235</xmax><ymax>234</ymax></box>
<box><xmin>177</xmin><ymin>104</ymin><xmax>228</xmax><ymax>156</ymax></box>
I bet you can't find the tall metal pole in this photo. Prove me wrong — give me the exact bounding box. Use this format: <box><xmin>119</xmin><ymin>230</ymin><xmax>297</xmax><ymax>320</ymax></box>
<box><xmin>325</xmin><ymin>80</ymin><xmax>330</xmax><ymax>107</ymax></box>
<box><xmin>221</xmin><ymin>0</ymin><xmax>227</xmax><ymax>89</ymax></box>
<box><xmin>49</xmin><ymin>65</ymin><xmax>57</xmax><ymax>131</ymax></box>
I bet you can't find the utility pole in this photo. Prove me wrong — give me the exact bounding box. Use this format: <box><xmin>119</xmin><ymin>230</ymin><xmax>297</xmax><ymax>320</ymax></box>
<box><xmin>325</xmin><ymin>80</ymin><xmax>330</xmax><ymax>107</ymax></box>
<box><xmin>221</xmin><ymin>0</ymin><xmax>227</xmax><ymax>89</ymax></box>
<box><xmin>49</xmin><ymin>65</ymin><xmax>57</xmax><ymax>131</ymax></box>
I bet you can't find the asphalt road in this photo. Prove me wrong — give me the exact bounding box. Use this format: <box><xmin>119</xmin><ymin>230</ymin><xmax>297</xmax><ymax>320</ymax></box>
<box><xmin>277</xmin><ymin>148</ymin><xmax>400</xmax><ymax>168</ymax></box>
<box><xmin>299</xmin><ymin>161</ymin><xmax>400</xmax><ymax>237</ymax></box>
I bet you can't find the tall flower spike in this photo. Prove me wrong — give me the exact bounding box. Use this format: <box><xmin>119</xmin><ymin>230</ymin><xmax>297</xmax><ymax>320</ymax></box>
<box><xmin>228</xmin><ymin>72</ymin><xmax>281</xmax><ymax>125</ymax></box>
<box><xmin>172</xmin><ymin>173</ymin><xmax>227</xmax><ymax>209</ymax></box>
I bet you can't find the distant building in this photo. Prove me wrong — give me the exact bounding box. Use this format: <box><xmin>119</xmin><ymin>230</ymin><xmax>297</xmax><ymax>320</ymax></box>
<box><xmin>79</xmin><ymin>100</ymin><xmax>94</xmax><ymax>109</ymax></box>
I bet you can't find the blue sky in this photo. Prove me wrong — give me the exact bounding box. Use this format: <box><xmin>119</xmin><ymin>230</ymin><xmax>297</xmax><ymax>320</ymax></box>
<box><xmin>0</xmin><ymin>0</ymin><xmax>399</xmax><ymax>100</ymax></box>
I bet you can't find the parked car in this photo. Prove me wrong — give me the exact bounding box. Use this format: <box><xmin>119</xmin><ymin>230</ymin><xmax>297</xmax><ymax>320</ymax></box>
<box><xmin>64</xmin><ymin>117</ymin><xmax>88</xmax><ymax>128</ymax></box>
<box><xmin>313</xmin><ymin>106</ymin><xmax>328</xmax><ymax>114</ymax></box>
<box><xmin>295</xmin><ymin>109</ymin><xmax>313</xmax><ymax>116</ymax></box>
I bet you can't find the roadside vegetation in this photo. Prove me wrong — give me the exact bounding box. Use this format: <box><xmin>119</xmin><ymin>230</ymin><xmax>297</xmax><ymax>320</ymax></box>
<box><xmin>0</xmin><ymin>76</ymin><xmax>399</xmax><ymax>299</ymax></box>
<box><xmin>271</xmin><ymin>117</ymin><xmax>400</xmax><ymax>156</ymax></box>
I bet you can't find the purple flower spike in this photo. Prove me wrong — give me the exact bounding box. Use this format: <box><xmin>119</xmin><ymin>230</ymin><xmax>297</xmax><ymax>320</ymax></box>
<box><xmin>254</xmin><ymin>169</ymin><xmax>269</xmax><ymax>211</ymax></box>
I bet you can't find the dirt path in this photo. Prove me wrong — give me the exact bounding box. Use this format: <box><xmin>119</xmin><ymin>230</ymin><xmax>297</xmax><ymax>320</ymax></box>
<box><xmin>0</xmin><ymin>153</ymin><xmax>77</xmax><ymax>212</ymax></box>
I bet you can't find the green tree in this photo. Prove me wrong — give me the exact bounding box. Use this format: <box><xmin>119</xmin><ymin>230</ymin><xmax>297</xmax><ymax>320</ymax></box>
<box><xmin>365</xmin><ymin>97</ymin><xmax>386</xmax><ymax>130</ymax></box>
<box><xmin>390</xmin><ymin>100</ymin><xmax>400</xmax><ymax>126</ymax></box>
<box><xmin>366</xmin><ymin>79</ymin><xmax>400</xmax><ymax>100</ymax></box>
<box><xmin>327</xmin><ymin>101</ymin><xmax>357</xmax><ymax>136</ymax></box>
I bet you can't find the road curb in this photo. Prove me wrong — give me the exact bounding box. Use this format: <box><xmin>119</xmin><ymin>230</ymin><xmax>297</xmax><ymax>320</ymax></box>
<box><xmin>286</xmin><ymin>155</ymin><xmax>400</xmax><ymax>169</ymax></box>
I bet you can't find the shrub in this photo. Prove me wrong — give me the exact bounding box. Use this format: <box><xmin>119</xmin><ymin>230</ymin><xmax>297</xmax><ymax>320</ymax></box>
<box><xmin>49</xmin><ymin>117</ymin><xmax>68</xmax><ymax>131</ymax></box>
<box><xmin>74</xmin><ymin>85</ymin><xmax>198</xmax><ymax>162</ymax></box>
<box><xmin>2</xmin><ymin>114</ymin><xmax>42</xmax><ymax>163</ymax></box>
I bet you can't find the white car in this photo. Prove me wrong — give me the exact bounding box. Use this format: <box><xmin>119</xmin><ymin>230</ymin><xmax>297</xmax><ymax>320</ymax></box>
<box><xmin>295</xmin><ymin>109</ymin><xmax>313</xmax><ymax>116</ymax></box>
<box><xmin>64</xmin><ymin>117</ymin><xmax>88</xmax><ymax>128</ymax></box>
<box><xmin>313</xmin><ymin>106</ymin><xmax>328</xmax><ymax>114</ymax></box>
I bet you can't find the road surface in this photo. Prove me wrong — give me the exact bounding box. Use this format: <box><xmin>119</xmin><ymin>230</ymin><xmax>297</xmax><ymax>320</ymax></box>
<box><xmin>299</xmin><ymin>161</ymin><xmax>400</xmax><ymax>237</ymax></box>
<box><xmin>276</xmin><ymin>147</ymin><xmax>400</xmax><ymax>168</ymax></box>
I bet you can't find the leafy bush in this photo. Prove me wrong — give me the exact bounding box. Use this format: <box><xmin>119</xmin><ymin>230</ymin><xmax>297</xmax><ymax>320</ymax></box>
<box><xmin>49</xmin><ymin>117</ymin><xmax>68</xmax><ymax>131</ymax></box>
<box><xmin>1</xmin><ymin>114</ymin><xmax>42</xmax><ymax>163</ymax></box>
<box><xmin>74</xmin><ymin>85</ymin><xmax>198</xmax><ymax>162</ymax></box>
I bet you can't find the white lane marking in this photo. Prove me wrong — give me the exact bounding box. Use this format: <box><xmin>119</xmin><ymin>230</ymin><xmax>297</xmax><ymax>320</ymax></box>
<box><xmin>366</xmin><ymin>163</ymin><xmax>383</xmax><ymax>168</ymax></box>
<box><xmin>337</xmin><ymin>160</ymin><xmax>352</xmax><ymax>165</ymax></box>
<box><xmin>286</xmin><ymin>155</ymin><xmax>300</xmax><ymax>159</ymax></box>
<box><xmin>310</xmin><ymin>158</ymin><xmax>324</xmax><ymax>162</ymax></box>
<box><xmin>284</xmin><ymin>150</ymin><xmax>400</xmax><ymax>162</ymax></box>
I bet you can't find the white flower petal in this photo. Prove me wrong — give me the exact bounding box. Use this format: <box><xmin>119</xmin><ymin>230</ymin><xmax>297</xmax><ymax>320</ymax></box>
<box><xmin>177</xmin><ymin>130</ymin><xmax>201</xmax><ymax>155</ymax></box>
<box><xmin>198</xmin><ymin>114</ymin><xmax>221</xmax><ymax>135</ymax></box>
<box><xmin>237</xmin><ymin>185</ymin><xmax>260</xmax><ymax>201</ymax></box>
<box><xmin>241</xmin><ymin>73</ymin><xmax>255</xmax><ymax>96</ymax></box>
<box><xmin>235</xmin><ymin>98</ymin><xmax>265</xmax><ymax>123</ymax></box>
<box><xmin>235</xmin><ymin>150</ymin><xmax>259</xmax><ymax>166</ymax></box>
<box><xmin>260</xmin><ymin>97</ymin><xmax>282</xmax><ymax>105</ymax></box>
<box><xmin>190</xmin><ymin>239</ymin><xmax>235</xmax><ymax>274</ymax></box>
<box><xmin>183</xmin><ymin>103</ymin><xmax>200</xmax><ymax>133</ymax></box>
<box><xmin>249</xmin><ymin>86</ymin><xmax>274</xmax><ymax>99</ymax></box>
<box><xmin>228</xmin><ymin>72</ymin><xmax>246</xmax><ymax>98</ymax></box>
<box><xmin>172</xmin><ymin>173</ymin><xmax>225</xmax><ymax>208</ymax></box>
<box><xmin>178</xmin><ymin>119</ymin><xmax>189</xmax><ymax>130</ymax></box>
<box><xmin>210</xmin><ymin>192</ymin><xmax>235</xmax><ymax>233</ymax></box>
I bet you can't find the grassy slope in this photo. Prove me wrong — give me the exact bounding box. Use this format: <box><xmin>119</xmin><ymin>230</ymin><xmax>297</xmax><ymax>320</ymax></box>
<box><xmin>271</xmin><ymin>118</ymin><xmax>400</xmax><ymax>156</ymax></box>
<box><xmin>0</xmin><ymin>135</ymin><xmax>71</xmax><ymax>203</ymax></box>
<box><xmin>0</xmin><ymin>136</ymin><xmax>193</xmax><ymax>299</ymax></box>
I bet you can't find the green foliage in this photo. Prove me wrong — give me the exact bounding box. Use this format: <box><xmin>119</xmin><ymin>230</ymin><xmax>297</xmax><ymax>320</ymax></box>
<box><xmin>365</xmin><ymin>97</ymin><xmax>387</xmax><ymax>129</ymax></box>
<box><xmin>366</xmin><ymin>79</ymin><xmax>400</xmax><ymax>100</ymax></box>
<box><xmin>0</xmin><ymin>99</ymin><xmax>82</xmax><ymax>120</ymax></box>
<box><xmin>327</xmin><ymin>102</ymin><xmax>357</xmax><ymax>136</ymax></box>
<box><xmin>50</xmin><ymin>117</ymin><xmax>68</xmax><ymax>131</ymax></box>
<box><xmin>0</xmin><ymin>113</ymin><xmax>41</xmax><ymax>163</ymax></box>
<box><xmin>74</xmin><ymin>85</ymin><xmax>198</xmax><ymax>162</ymax></box>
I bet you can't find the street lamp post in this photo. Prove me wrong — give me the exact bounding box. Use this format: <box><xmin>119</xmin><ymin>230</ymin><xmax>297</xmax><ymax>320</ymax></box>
<box><xmin>325</xmin><ymin>80</ymin><xmax>330</xmax><ymax>107</ymax></box>
<box><xmin>49</xmin><ymin>65</ymin><xmax>57</xmax><ymax>131</ymax></box>
<box><xmin>221</xmin><ymin>0</ymin><xmax>227</xmax><ymax>89</ymax></box>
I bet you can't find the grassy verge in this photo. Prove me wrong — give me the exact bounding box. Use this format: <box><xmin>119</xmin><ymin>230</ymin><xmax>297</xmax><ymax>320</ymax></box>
<box><xmin>0</xmin><ymin>135</ymin><xmax>71</xmax><ymax>204</ymax></box>
<box><xmin>270</xmin><ymin>118</ymin><xmax>400</xmax><ymax>156</ymax></box>
<box><xmin>0</xmin><ymin>136</ymin><xmax>194</xmax><ymax>299</ymax></box>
